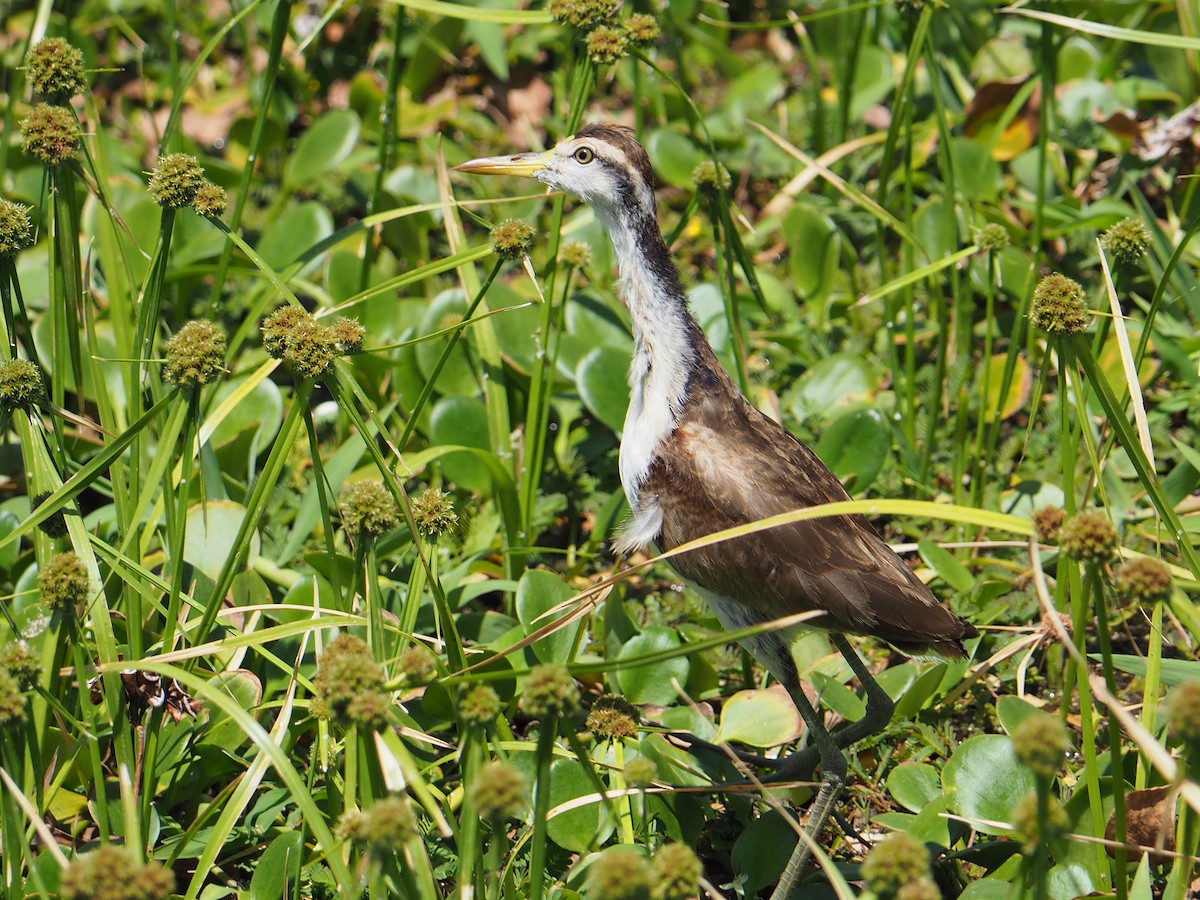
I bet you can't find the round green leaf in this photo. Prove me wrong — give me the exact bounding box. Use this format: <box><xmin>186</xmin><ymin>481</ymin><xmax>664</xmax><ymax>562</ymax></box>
<box><xmin>982</xmin><ymin>353</ymin><xmax>1031</xmax><ymax>423</ymax></box>
<box><xmin>785</xmin><ymin>206</ymin><xmax>840</xmax><ymax>305</ymax></box>
<box><xmin>887</xmin><ymin>762</ymin><xmax>942</xmax><ymax>813</ymax></box>
<box><xmin>184</xmin><ymin>502</ymin><xmax>259</xmax><ymax>583</ymax></box>
<box><xmin>202</xmin><ymin>669</ymin><xmax>263</xmax><ymax>753</ymax></box>
<box><xmin>714</xmin><ymin>688</ymin><xmax>802</xmax><ymax>749</ymax></box>
<box><xmin>256</xmin><ymin>201</ymin><xmax>333</xmax><ymax>269</ymax></box>
<box><xmin>428</xmin><ymin>395</ymin><xmax>491</xmax><ymax>492</ymax></box>
<box><xmin>515</xmin><ymin>569</ymin><xmax>579</xmax><ymax>664</ymax></box>
<box><xmin>416</xmin><ymin>290</ymin><xmax>479</xmax><ymax>396</ymax></box>
<box><xmin>616</xmin><ymin>626</ymin><xmax>690</xmax><ymax>706</ymax></box>
<box><xmin>645</xmin><ymin>129</ymin><xmax>705</xmax><ymax>188</ymax></box>
<box><xmin>942</xmin><ymin>734</ymin><xmax>1036</xmax><ymax>835</ymax></box>
<box><xmin>576</xmin><ymin>346</ymin><xmax>631</xmax><ymax>434</ymax></box>
<box><xmin>286</xmin><ymin>109</ymin><xmax>361</xmax><ymax>187</ymax></box>
<box><xmin>250</xmin><ymin>831</ymin><xmax>303</xmax><ymax>900</ymax></box>
<box><xmin>547</xmin><ymin>757</ymin><xmax>614</xmax><ymax>852</ymax></box>
<box><xmin>208</xmin><ymin>375</ymin><xmax>283</xmax><ymax>453</ymax></box>
<box><xmin>786</xmin><ymin>352</ymin><xmax>875</xmax><ymax>420</ymax></box>
<box><xmin>814</xmin><ymin>406</ymin><xmax>889</xmax><ymax>492</ymax></box>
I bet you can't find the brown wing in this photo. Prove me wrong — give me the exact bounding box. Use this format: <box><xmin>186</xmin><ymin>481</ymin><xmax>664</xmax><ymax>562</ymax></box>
<box><xmin>643</xmin><ymin>364</ymin><xmax>976</xmax><ymax>658</ymax></box>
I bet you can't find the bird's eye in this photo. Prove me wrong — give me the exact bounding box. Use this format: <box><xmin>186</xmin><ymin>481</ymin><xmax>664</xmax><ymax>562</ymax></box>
<box><xmin>573</xmin><ymin>146</ymin><xmax>595</xmax><ymax>164</ymax></box>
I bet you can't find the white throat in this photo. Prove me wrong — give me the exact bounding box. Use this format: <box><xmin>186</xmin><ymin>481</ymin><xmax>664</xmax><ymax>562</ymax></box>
<box><xmin>594</xmin><ymin>207</ymin><xmax>694</xmax><ymax>553</ymax></box>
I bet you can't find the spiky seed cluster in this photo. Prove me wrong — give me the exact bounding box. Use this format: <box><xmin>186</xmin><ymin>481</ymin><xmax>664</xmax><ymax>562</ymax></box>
<box><xmin>692</xmin><ymin>160</ymin><xmax>732</xmax><ymax>193</ymax></box>
<box><xmin>650</xmin><ymin>843</ymin><xmax>703</xmax><ymax>900</ymax></box>
<box><xmin>0</xmin><ymin>199</ymin><xmax>34</xmax><ymax>258</ymax></box>
<box><xmin>1115</xmin><ymin>557</ymin><xmax>1173</xmax><ymax>604</ymax></box>
<box><xmin>0</xmin><ymin>359</ymin><xmax>43</xmax><ymax>412</ymax></box>
<box><xmin>0</xmin><ymin>643</ymin><xmax>40</xmax><ymax>691</ymax></box>
<box><xmin>410</xmin><ymin>488</ymin><xmax>458</xmax><ymax>540</ymax></box>
<box><xmin>1167</xmin><ymin>681</ymin><xmax>1200</xmax><ymax>749</ymax></box>
<box><xmin>1010</xmin><ymin>791</ymin><xmax>1069</xmax><ymax>853</ymax></box>
<box><xmin>0</xmin><ymin>669</ymin><xmax>25</xmax><ymax>727</ymax></box>
<box><xmin>587</xmin><ymin>693</ymin><xmax>640</xmax><ymax>741</ymax></box>
<box><xmin>490</xmin><ymin>218</ymin><xmax>536</xmax><ymax>260</ymax></box>
<box><xmin>21</xmin><ymin>104</ymin><xmax>81</xmax><ymax>166</ymax></box>
<box><xmin>1031</xmin><ymin>272</ymin><xmax>1090</xmax><ymax>336</ymax></box>
<box><xmin>861</xmin><ymin>831</ymin><xmax>930</xmax><ymax>900</ymax></box>
<box><xmin>60</xmin><ymin>844</ymin><xmax>175</xmax><ymax>900</ymax></box>
<box><xmin>311</xmin><ymin>634</ymin><xmax>390</xmax><ymax>729</ymax></box>
<box><xmin>469</xmin><ymin>760</ymin><xmax>529</xmax><ymax>821</ymax></box>
<box><xmin>397</xmin><ymin>646</ymin><xmax>436</xmax><ymax>683</ymax></box>
<box><xmin>163</xmin><ymin>320</ymin><xmax>227</xmax><ymax>389</ymax></box>
<box><xmin>26</xmin><ymin>38</ymin><xmax>88</xmax><ymax>100</ymax></box>
<box><xmin>192</xmin><ymin>181</ymin><xmax>228</xmax><ymax>218</ymax></box>
<box><xmin>31</xmin><ymin>492</ymin><xmax>69</xmax><ymax>538</ymax></box>
<box><xmin>457</xmin><ymin>683</ymin><xmax>502</xmax><ymax>727</ymax></box>
<box><xmin>1101</xmin><ymin>217</ymin><xmax>1151</xmax><ymax>266</ymax></box>
<box><xmin>624</xmin><ymin>754</ymin><xmax>658</xmax><ymax>788</ymax></box>
<box><xmin>976</xmin><ymin>223</ymin><xmax>1010</xmax><ymax>251</ymax></box>
<box><xmin>522</xmin><ymin>664</ymin><xmax>579</xmax><ymax>719</ymax></box>
<box><xmin>548</xmin><ymin>0</ymin><xmax>621</xmax><ymax>30</ymax></box>
<box><xmin>895</xmin><ymin>879</ymin><xmax>941</xmax><ymax>900</ymax></box>
<box><xmin>624</xmin><ymin>13</ymin><xmax>662</xmax><ymax>47</ymax></box>
<box><xmin>560</xmin><ymin>240</ymin><xmax>593</xmax><ymax>269</ymax></box>
<box><xmin>1060</xmin><ymin>509</ymin><xmax>1119</xmax><ymax>564</ymax></box>
<box><xmin>39</xmin><ymin>551</ymin><xmax>89</xmax><ymax>611</ymax></box>
<box><xmin>1012</xmin><ymin>713</ymin><xmax>1070</xmax><ymax>781</ymax></box>
<box><xmin>337</xmin><ymin>796</ymin><xmax>417</xmax><ymax>855</ymax></box>
<box><xmin>148</xmin><ymin>153</ymin><xmax>205</xmax><ymax>208</ymax></box>
<box><xmin>585</xmin><ymin>846</ymin><xmax>654</xmax><ymax>900</ymax></box>
<box><xmin>338</xmin><ymin>481</ymin><xmax>398</xmax><ymax>538</ymax></box>
<box><xmin>1032</xmin><ymin>506</ymin><xmax>1065</xmax><ymax>542</ymax></box>
<box><xmin>586</xmin><ymin>24</ymin><xmax>629</xmax><ymax>64</ymax></box>
<box><xmin>261</xmin><ymin>306</ymin><xmax>357</xmax><ymax>378</ymax></box>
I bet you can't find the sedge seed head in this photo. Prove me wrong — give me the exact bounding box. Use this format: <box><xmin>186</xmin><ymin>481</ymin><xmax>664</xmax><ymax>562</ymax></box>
<box><xmin>586</xmin><ymin>24</ymin><xmax>629</xmax><ymax>64</ymax></box>
<box><xmin>522</xmin><ymin>664</ymin><xmax>579</xmax><ymax>719</ymax></box>
<box><xmin>650</xmin><ymin>843</ymin><xmax>703</xmax><ymax>900</ymax></box>
<box><xmin>410</xmin><ymin>488</ymin><xmax>458</xmax><ymax>541</ymax></box>
<box><xmin>38</xmin><ymin>551</ymin><xmax>89</xmax><ymax>611</ymax></box>
<box><xmin>692</xmin><ymin>159</ymin><xmax>732</xmax><ymax>193</ymax></box>
<box><xmin>1114</xmin><ymin>557</ymin><xmax>1173</xmax><ymax>605</ymax></box>
<box><xmin>283</xmin><ymin>317</ymin><xmax>337</xmax><ymax>377</ymax></box>
<box><xmin>312</xmin><ymin>635</ymin><xmax>386</xmax><ymax>723</ymax></box>
<box><xmin>469</xmin><ymin>760</ymin><xmax>528</xmax><ymax>821</ymax></box>
<box><xmin>624</xmin><ymin>13</ymin><xmax>662</xmax><ymax>47</ymax></box>
<box><xmin>490</xmin><ymin>218</ymin><xmax>536</xmax><ymax>260</ymax></box>
<box><xmin>192</xmin><ymin>181</ymin><xmax>228</xmax><ymax>218</ymax></box>
<box><xmin>362</xmin><ymin>796</ymin><xmax>418</xmax><ymax>853</ymax></box>
<box><xmin>560</xmin><ymin>240</ymin><xmax>593</xmax><ymax>269</ymax></box>
<box><xmin>30</xmin><ymin>492</ymin><xmax>69</xmax><ymax>538</ymax></box>
<box><xmin>338</xmin><ymin>480</ymin><xmax>399</xmax><ymax>538</ymax></box>
<box><xmin>346</xmin><ymin>690</ymin><xmax>390</xmax><ymax>729</ymax></box>
<box><xmin>976</xmin><ymin>223</ymin><xmax>1010</xmax><ymax>251</ymax></box>
<box><xmin>397</xmin><ymin>646</ymin><xmax>436</xmax><ymax>683</ymax></box>
<box><xmin>1060</xmin><ymin>509</ymin><xmax>1119</xmax><ymax>564</ymax></box>
<box><xmin>457</xmin><ymin>683</ymin><xmax>502</xmax><ymax>727</ymax></box>
<box><xmin>1010</xmin><ymin>791</ymin><xmax>1068</xmax><ymax>854</ymax></box>
<box><xmin>331</xmin><ymin>317</ymin><xmax>365</xmax><ymax>355</ymax></box>
<box><xmin>148</xmin><ymin>153</ymin><xmax>206</xmax><ymax>208</ymax></box>
<box><xmin>1032</xmin><ymin>506</ymin><xmax>1065</xmax><ymax>542</ymax></box>
<box><xmin>1031</xmin><ymin>272</ymin><xmax>1090</xmax><ymax>336</ymax></box>
<box><xmin>0</xmin><ymin>669</ymin><xmax>27</xmax><ymax>728</ymax></box>
<box><xmin>261</xmin><ymin>306</ymin><xmax>311</xmax><ymax>359</ymax></box>
<box><xmin>0</xmin><ymin>642</ymin><xmax>40</xmax><ymax>691</ymax></box>
<box><xmin>26</xmin><ymin>38</ymin><xmax>88</xmax><ymax>100</ymax></box>
<box><xmin>548</xmin><ymin>0</ymin><xmax>621</xmax><ymax>30</ymax></box>
<box><xmin>587</xmin><ymin>693</ymin><xmax>640</xmax><ymax>741</ymax></box>
<box><xmin>163</xmin><ymin>320</ymin><xmax>227</xmax><ymax>389</ymax></box>
<box><xmin>0</xmin><ymin>199</ymin><xmax>34</xmax><ymax>258</ymax></box>
<box><xmin>1168</xmin><ymin>682</ymin><xmax>1200</xmax><ymax>749</ymax></box>
<box><xmin>1012</xmin><ymin>713</ymin><xmax>1070</xmax><ymax>781</ymax></box>
<box><xmin>861</xmin><ymin>831</ymin><xmax>930</xmax><ymax>899</ymax></box>
<box><xmin>586</xmin><ymin>846</ymin><xmax>654</xmax><ymax>900</ymax></box>
<box><xmin>895</xmin><ymin>879</ymin><xmax>941</xmax><ymax>900</ymax></box>
<box><xmin>60</xmin><ymin>844</ymin><xmax>175</xmax><ymax>900</ymax></box>
<box><xmin>1100</xmin><ymin>217</ymin><xmax>1151</xmax><ymax>266</ymax></box>
<box><xmin>624</xmin><ymin>754</ymin><xmax>658</xmax><ymax>789</ymax></box>
<box><xmin>0</xmin><ymin>359</ymin><xmax>44</xmax><ymax>412</ymax></box>
<box><xmin>21</xmin><ymin>104</ymin><xmax>81</xmax><ymax>166</ymax></box>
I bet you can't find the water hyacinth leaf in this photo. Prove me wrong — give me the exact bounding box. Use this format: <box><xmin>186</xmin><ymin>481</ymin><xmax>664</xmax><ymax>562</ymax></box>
<box><xmin>428</xmin><ymin>395</ymin><xmax>492</xmax><ymax>492</ymax></box>
<box><xmin>515</xmin><ymin>569</ymin><xmax>578</xmax><ymax>664</ymax></box>
<box><xmin>250</xmin><ymin>830</ymin><xmax>303</xmax><ymax>900</ymax></box>
<box><xmin>887</xmin><ymin>762</ymin><xmax>943</xmax><ymax>813</ymax></box>
<box><xmin>416</xmin><ymin>290</ymin><xmax>478</xmax><ymax>396</ymax></box>
<box><xmin>184</xmin><ymin>502</ymin><xmax>260</xmax><ymax>583</ymax></box>
<box><xmin>256</xmin><ymin>201</ymin><xmax>333</xmax><ymax>270</ymax></box>
<box><xmin>814</xmin><ymin>406</ymin><xmax>889</xmax><ymax>492</ymax></box>
<box><xmin>645</xmin><ymin>129</ymin><xmax>705</xmax><ymax>188</ymax></box>
<box><xmin>999</xmin><ymin>479</ymin><xmax>1065</xmax><ymax>521</ymax></box>
<box><xmin>201</xmin><ymin>670</ymin><xmax>263</xmax><ymax>754</ymax></box>
<box><xmin>943</xmin><ymin>734</ymin><xmax>1036</xmax><ymax>836</ymax></box>
<box><xmin>576</xmin><ymin>346</ymin><xmax>632</xmax><ymax>434</ymax></box>
<box><xmin>713</xmin><ymin>688</ymin><xmax>802</xmax><ymax>748</ymax></box>
<box><xmin>208</xmin><ymin>375</ymin><xmax>284</xmax><ymax>454</ymax></box>
<box><xmin>546</xmin><ymin>757</ymin><xmax>615</xmax><ymax>852</ymax></box>
<box><xmin>917</xmin><ymin>540</ymin><xmax>977</xmax><ymax>593</ymax></box>
<box><xmin>982</xmin><ymin>353</ymin><xmax>1031</xmax><ymax>423</ymax></box>
<box><xmin>616</xmin><ymin>626</ymin><xmax>690</xmax><ymax>706</ymax></box>
<box><xmin>730</xmin><ymin>810</ymin><xmax>795</xmax><ymax>895</ymax></box>
<box><xmin>995</xmin><ymin>695</ymin><xmax>1044</xmax><ymax>736</ymax></box>
<box><xmin>285</xmin><ymin>109</ymin><xmax>360</xmax><ymax>187</ymax></box>
<box><xmin>786</xmin><ymin>352</ymin><xmax>875</xmax><ymax>420</ymax></box>
<box><xmin>785</xmin><ymin>206</ymin><xmax>840</xmax><ymax>307</ymax></box>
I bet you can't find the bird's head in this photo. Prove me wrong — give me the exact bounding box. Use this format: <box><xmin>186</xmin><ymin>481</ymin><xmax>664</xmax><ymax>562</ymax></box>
<box><xmin>455</xmin><ymin>123</ymin><xmax>656</xmax><ymax>225</ymax></box>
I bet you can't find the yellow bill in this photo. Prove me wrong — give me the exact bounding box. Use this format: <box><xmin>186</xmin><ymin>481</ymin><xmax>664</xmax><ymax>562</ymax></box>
<box><xmin>454</xmin><ymin>149</ymin><xmax>553</xmax><ymax>177</ymax></box>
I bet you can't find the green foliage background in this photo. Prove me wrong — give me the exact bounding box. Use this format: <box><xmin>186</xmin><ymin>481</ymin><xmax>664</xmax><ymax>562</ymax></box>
<box><xmin>1</xmin><ymin>1</ymin><xmax>1199</xmax><ymax>898</ymax></box>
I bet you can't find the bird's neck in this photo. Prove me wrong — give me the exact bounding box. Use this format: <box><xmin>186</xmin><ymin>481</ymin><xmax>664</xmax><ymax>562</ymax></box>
<box><xmin>596</xmin><ymin>203</ymin><xmax>700</xmax><ymax>528</ymax></box>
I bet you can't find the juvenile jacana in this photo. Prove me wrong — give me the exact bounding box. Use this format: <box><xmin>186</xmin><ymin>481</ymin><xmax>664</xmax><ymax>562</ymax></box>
<box><xmin>457</xmin><ymin>124</ymin><xmax>976</xmax><ymax>895</ymax></box>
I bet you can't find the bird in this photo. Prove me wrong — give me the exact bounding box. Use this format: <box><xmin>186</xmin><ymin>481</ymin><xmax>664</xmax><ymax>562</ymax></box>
<box><xmin>456</xmin><ymin>123</ymin><xmax>977</xmax><ymax>897</ymax></box>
